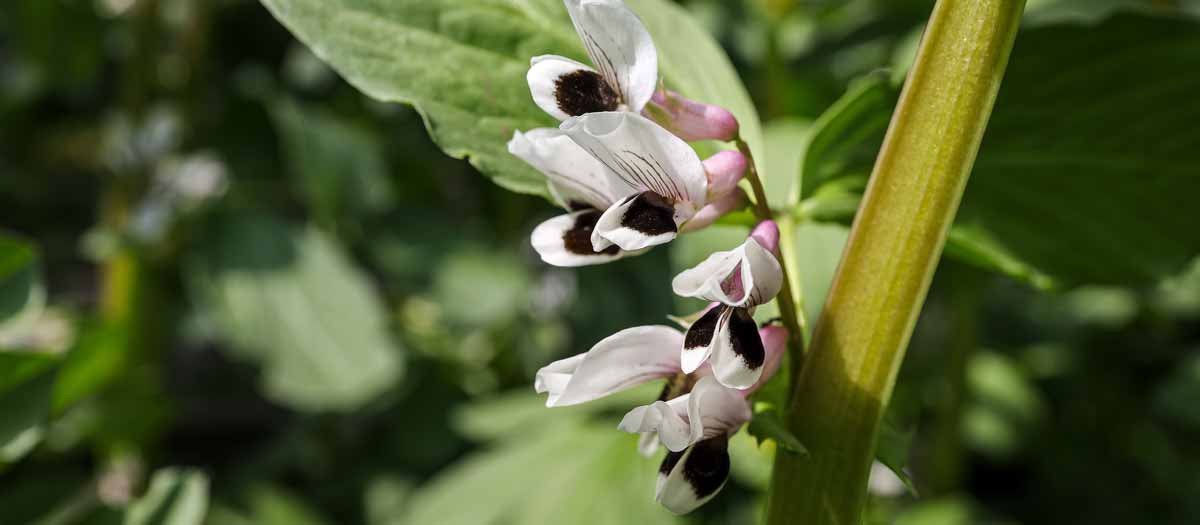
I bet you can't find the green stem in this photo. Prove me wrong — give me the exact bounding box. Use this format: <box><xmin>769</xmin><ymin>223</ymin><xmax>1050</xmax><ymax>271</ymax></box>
<box><xmin>764</xmin><ymin>1</ymin><xmax>1025</xmax><ymax>523</ymax></box>
<box><xmin>735</xmin><ymin>138</ymin><xmax>807</xmax><ymax>363</ymax></box>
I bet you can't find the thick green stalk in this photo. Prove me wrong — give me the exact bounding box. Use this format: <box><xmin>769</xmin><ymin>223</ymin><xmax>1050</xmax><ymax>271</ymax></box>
<box><xmin>764</xmin><ymin>1</ymin><xmax>1025</xmax><ymax>523</ymax></box>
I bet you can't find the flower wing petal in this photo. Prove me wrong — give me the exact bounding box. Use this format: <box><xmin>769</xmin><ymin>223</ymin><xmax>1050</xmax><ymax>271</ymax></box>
<box><xmin>591</xmin><ymin>190</ymin><xmax>679</xmax><ymax>252</ymax></box>
<box><xmin>531</xmin><ymin>211</ymin><xmax>625</xmax><ymax>267</ymax></box>
<box><xmin>672</xmin><ymin>246</ymin><xmax>750</xmax><ymax>305</ymax></box>
<box><xmin>507</xmin><ymin>128</ymin><xmax>617</xmax><ymax>210</ymax></box>
<box><xmin>656</xmin><ymin>436</ymin><xmax>731</xmax><ymax>515</ymax></box>
<box><xmin>710</xmin><ymin>308</ymin><xmax>767</xmax><ymax>389</ymax></box>
<box><xmin>537</xmin><ymin>325</ymin><xmax>682</xmax><ymax>407</ymax></box>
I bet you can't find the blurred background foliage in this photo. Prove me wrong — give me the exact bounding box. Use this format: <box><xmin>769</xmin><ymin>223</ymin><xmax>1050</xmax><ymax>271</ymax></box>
<box><xmin>1</xmin><ymin>0</ymin><xmax>1199</xmax><ymax>523</ymax></box>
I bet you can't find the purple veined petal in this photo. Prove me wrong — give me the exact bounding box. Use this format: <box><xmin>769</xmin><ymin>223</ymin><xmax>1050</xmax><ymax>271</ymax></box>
<box><xmin>672</xmin><ymin>245</ymin><xmax>753</xmax><ymax>306</ymax></box>
<box><xmin>560</xmin><ymin>111</ymin><xmax>708</xmax><ymax>208</ymax></box>
<box><xmin>563</xmin><ymin>0</ymin><xmax>658</xmax><ymax>113</ymax></box>
<box><xmin>507</xmin><ymin>128</ymin><xmax>618</xmax><ymax>211</ymax></box>
<box><xmin>534</xmin><ymin>325</ymin><xmax>683</xmax><ymax>407</ymax></box>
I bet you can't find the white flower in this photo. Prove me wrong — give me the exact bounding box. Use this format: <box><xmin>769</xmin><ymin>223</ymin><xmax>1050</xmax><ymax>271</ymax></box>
<box><xmin>534</xmin><ymin>325</ymin><xmax>683</xmax><ymax>407</ymax></box>
<box><xmin>672</xmin><ymin>221</ymin><xmax>783</xmax><ymax>389</ymax></box>
<box><xmin>560</xmin><ymin>111</ymin><xmax>709</xmax><ymax>252</ymax></box>
<box><xmin>527</xmin><ymin>0</ymin><xmax>658</xmax><ymax>120</ymax></box>
<box><xmin>511</xmin><ymin>112</ymin><xmax>747</xmax><ymax>264</ymax></box>
<box><xmin>619</xmin><ymin>325</ymin><xmax>788</xmax><ymax>514</ymax></box>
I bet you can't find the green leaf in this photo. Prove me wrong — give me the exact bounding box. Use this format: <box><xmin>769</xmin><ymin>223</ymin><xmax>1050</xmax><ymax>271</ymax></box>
<box><xmin>271</xmin><ymin>100</ymin><xmax>394</xmax><ymax>230</ymax></box>
<box><xmin>125</xmin><ymin>468</ymin><xmax>210</xmax><ymax>525</ymax></box>
<box><xmin>762</xmin><ymin>118</ymin><xmax>810</xmax><ymax>207</ymax></box>
<box><xmin>796</xmin><ymin>74</ymin><xmax>897</xmax><ymax>205</ymax></box>
<box><xmin>189</xmin><ymin>215</ymin><xmax>403</xmax><ymax>411</ymax></box>
<box><xmin>798</xmin><ymin>14</ymin><xmax>1200</xmax><ymax>289</ymax></box>
<box><xmin>0</xmin><ymin>233</ymin><xmax>44</xmax><ymax>332</ymax></box>
<box><xmin>0</xmin><ymin>351</ymin><xmax>59</xmax><ymax>465</ymax></box>
<box><xmin>404</xmin><ymin>419</ymin><xmax>679</xmax><ymax>525</ymax></box>
<box><xmin>793</xmin><ymin>222</ymin><xmax>850</xmax><ymax>329</ymax></box>
<box><xmin>874</xmin><ymin>416</ymin><xmax>917</xmax><ymax>497</ymax></box>
<box><xmin>257</xmin><ymin>0</ymin><xmax>760</xmax><ymax>198</ymax></box>
<box><xmin>747</xmin><ymin>409</ymin><xmax>807</xmax><ymax>455</ymax></box>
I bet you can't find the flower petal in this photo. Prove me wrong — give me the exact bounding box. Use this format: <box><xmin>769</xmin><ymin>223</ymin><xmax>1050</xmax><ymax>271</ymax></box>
<box><xmin>527</xmin><ymin>55</ymin><xmax>620</xmax><ymax>120</ymax></box>
<box><xmin>618</xmin><ymin>396</ymin><xmax>692</xmax><ymax>452</ymax></box>
<box><xmin>530</xmin><ymin>211</ymin><xmax>625</xmax><ymax>267</ymax></box>
<box><xmin>591</xmin><ymin>191</ymin><xmax>679</xmax><ymax>252</ymax></box>
<box><xmin>671</xmin><ymin>246</ymin><xmax>750</xmax><ymax>306</ymax></box>
<box><xmin>561</xmin><ymin>112</ymin><xmax>707</xmax><ymax>207</ymax></box>
<box><xmin>681</xmin><ymin>305</ymin><xmax>728</xmax><ymax>374</ymax></box>
<box><xmin>564</xmin><ymin>0</ymin><xmax>658</xmax><ymax>113</ymax></box>
<box><xmin>687</xmin><ymin>375</ymin><xmax>752</xmax><ymax>439</ymax></box>
<box><xmin>535</xmin><ymin>325</ymin><xmax>683</xmax><ymax>407</ymax></box>
<box><xmin>638</xmin><ymin>431</ymin><xmax>660</xmax><ymax>458</ymax></box>
<box><xmin>507</xmin><ymin>127</ymin><xmax>617</xmax><ymax>210</ymax></box>
<box><xmin>710</xmin><ymin>308</ymin><xmax>766</xmax><ymax>389</ymax></box>
<box><xmin>743</xmin><ymin>236</ymin><xmax>784</xmax><ymax>307</ymax></box>
<box><xmin>746</xmin><ymin>325</ymin><xmax>788</xmax><ymax>395</ymax></box>
<box><xmin>656</xmin><ymin>435</ymin><xmax>731</xmax><ymax>514</ymax></box>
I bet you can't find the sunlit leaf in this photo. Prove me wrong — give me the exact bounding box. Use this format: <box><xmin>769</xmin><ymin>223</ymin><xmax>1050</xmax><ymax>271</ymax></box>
<box><xmin>189</xmin><ymin>215</ymin><xmax>403</xmax><ymax>411</ymax></box>
<box><xmin>0</xmin><ymin>233</ymin><xmax>43</xmax><ymax>332</ymax></box>
<box><xmin>747</xmin><ymin>409</ymin><xmax>806</xmax><ymax>455</ymax></box>
<box><xmin>125</xmin><ymin>468</ymin><xmax>210</xmax><ymax>525</ymax></box>
<box><xmin>258</xmin><ymin>0</ymin><xmax>761</xmax><ymax>198</ymax></box>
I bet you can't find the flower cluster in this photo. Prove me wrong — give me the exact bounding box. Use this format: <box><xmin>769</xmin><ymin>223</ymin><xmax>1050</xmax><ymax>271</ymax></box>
<box><xmin>509</xmin><ymin>1</ymin><xmax>788</xmax><ymax>513</ymax></box>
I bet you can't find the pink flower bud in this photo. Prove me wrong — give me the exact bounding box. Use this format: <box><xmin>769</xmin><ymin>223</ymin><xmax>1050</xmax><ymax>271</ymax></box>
<box><xmin>746</xmin><ymin>325</ymin><xmax>788</xmax><ymax>396</ymax></box>
<box><xmin>750</xmin><ymin>220</ymin><xmax>780</xmax><ymax>256</ymax></box>
<box><xmin>681</xmin><ymin>188</ymin><xmax>746</xmax><ymax>233</ymax></box>
<box><xmin>644</xmin><ymin>90</ymin><xmax>740</xmax><ymax>142</ymax></box>
<box><xmin>702</xmin><ymin>150</ymin><xmax>746</xmax><ymax>197</ymax></box>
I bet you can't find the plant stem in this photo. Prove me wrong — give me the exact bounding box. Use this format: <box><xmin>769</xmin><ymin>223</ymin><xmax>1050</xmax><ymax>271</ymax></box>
<box><xmin>736</xmin><ymin>138</ymin><xmax>806</xmax><ymax>363</ymax></box>
<box><xmin>763</xmin><ymin>1</ymin><xmax>1026</xmax><ymax>523</ymax></box>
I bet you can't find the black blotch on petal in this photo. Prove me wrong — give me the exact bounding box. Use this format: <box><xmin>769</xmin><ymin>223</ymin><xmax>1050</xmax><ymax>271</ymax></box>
<box><xmin>563</xmin><ymin>210</ymin><xmax>620</xmax><ymax>257</ymax></box>
<box><xmin>565</xmin><ymin>200</ymin><xmax>593</xmax><ymax>212</ymax></box>
<box><xmin>728</xmin><ymin>308</ymin><xmax>765</xmax><ymax>370</ymax></box>
<box><xmin>660</xmin><ymin>449</ymin><xmax>685</xmax><ymax>475</ymax></box>
<box><xmin>620</xmin><ymin>191</ymin><xmax>677</xmax><ymax>236</ymax></box>
<box><xmin>683</xmin><ymin>435</ymin><xmax>730</xmax><ymax>499</ymax></box>
<box><xmin>555</xmin><ymin>70</ymin><xmax>620</xmax><ymax>116</ymax></box>
<box><xmin>684</xmin><ymin>306</ymin><xmax>726</xmax><ymax>351</ymax></box>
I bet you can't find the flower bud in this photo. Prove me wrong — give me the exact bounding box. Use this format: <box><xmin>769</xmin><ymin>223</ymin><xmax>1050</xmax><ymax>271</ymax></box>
<box><xmin>682</xmin><ymin>188</ymin><xmax>746</xmax><ymax>233</ymax></box>
<box><xmin>702</xmin><ymin>150</ymin><xmax>746</xmax><ymax>197</ymax></box>
<box><xmin>644</xmin><ymin>89</ymin><xmax>740</xmax><ymax>142</ymax></box>
<box><xmin>750</xmin><ymin>220</ymin><xmax>780</xmax><ymax>256</ymax></box>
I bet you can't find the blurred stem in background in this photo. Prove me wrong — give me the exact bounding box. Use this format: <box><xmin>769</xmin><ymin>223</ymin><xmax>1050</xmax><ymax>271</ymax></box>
<box><xmin>764</xmin><ymin>1</ymin><xmax>1026</xmax><ymax>523</ymax></box>
<box><xmin>927</xmin><ymin>263</ymin><xmax>984</xmax><ymax>495</ymax></box>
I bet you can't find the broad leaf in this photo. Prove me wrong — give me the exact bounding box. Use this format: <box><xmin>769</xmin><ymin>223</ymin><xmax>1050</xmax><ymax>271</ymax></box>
<box><xmin>125</xmin><ymin>468</ymin><xmax>210</xmax><ymax>525</ymax></box>
<box><xmin>0</xmin><ymin>234</ymin><xmax>43</xmax><ymax>331</ymax></box>
<box><xmin>258</xmin><ymin>0</ymin><xmax>761</xmax><ymax>198</ymax></box>
<box><xmin>410</xmin><ymin>388</ymin><xmax>682</xmax><ymax>524</ymax></box>
<box><xmin>271</xmin><ymin>100</ymin><xmax>394</xmax><ymax>231</ymax></box>
<box><xmin>189</xmin><ymin>216</ymin><xmax>403</xmax><ymax>411</ymax></box>
<box><xmin>798</xmin><ymin>14</ymin><xmax>1200</xmax><ymax>289</ymax></box>
<box><xmin>0</xmin><ymin>351</ymin><xmax>59</xmax><ymax>465</ymax></box>
<box><xmin>747</xmin><ymin>409</ymin><xmax>807</xmax><ymax>455</ymax></box>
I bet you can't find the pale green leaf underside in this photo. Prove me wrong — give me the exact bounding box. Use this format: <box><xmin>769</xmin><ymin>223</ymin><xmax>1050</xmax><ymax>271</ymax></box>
<box><xmin>259</xmin><ymin>0</ymin><xmax>762</xmax><ymax>199</ymax></box>
<box><xmin>189</xmin><ymin>216</ymin><xmax>403</xmax><ymax>411</ymax></box>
